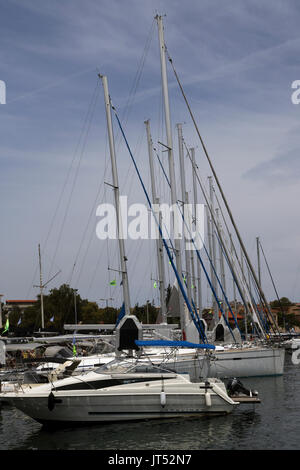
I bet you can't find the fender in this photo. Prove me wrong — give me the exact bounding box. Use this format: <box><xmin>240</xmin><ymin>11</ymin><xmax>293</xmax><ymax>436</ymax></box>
<box><xmin>47</xmin><ymin>392</ymin><xmax>62</xmax><ymax>411</ymax></box>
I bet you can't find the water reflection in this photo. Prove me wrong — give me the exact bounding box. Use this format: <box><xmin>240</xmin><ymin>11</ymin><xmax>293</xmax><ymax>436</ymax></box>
<box><xmin>1</xmin><ymin>407</ymin><xmax>262</xmax><ymax>451</ymax></box>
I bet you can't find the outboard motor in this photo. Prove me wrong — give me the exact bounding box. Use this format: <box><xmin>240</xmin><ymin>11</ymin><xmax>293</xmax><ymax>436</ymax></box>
<box><xmin>226</xmin><ymin>377</ymin><xmax>258</xmax><ymax>397</ymax></box>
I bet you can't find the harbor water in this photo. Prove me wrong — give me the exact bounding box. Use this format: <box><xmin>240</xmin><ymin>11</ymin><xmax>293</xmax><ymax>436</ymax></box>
<box><xmin>0</xmin><ymin>355</ymin><xmax>299</xmax><ymax>451</ymax></box>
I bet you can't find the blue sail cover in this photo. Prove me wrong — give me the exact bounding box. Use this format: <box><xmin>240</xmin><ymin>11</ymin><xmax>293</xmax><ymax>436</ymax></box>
<box><xmin>115</xmin><ymin>302</ymin><xmax>125</xmax><ymax>328</ymax></box>
<box><xmin>135</xmin><ymin>340</ymin><xmax>215</xmax><ymax>350</ymax></box>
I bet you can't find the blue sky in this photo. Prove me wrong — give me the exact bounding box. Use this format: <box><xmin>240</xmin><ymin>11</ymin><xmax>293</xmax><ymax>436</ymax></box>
<box><xmin>1</xmin><ymin>0</ymin><xmax>300</xmax><ymax>312</ymax></box>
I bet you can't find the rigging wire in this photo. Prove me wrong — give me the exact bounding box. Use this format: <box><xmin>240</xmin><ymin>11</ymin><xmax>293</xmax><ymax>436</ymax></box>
<box><xmin>25</xmin><ymin>79</ymin><xmax>101</xmax><ymax>300</ymax></box>
<box><xmin>155</xmin><ymin>141</ymin><xmax>241</xmax><ymax>337</ymax></box>
<box><xmin>165</xmin><ymin>45</ymin><xmax>280</xmax><ymax>338</ymax></box>
<box><xmin>112</xmin><ymin>104</ymin><xmax>227</xmax><ymax>342</ymax></box>
<box><xmin>47</xmin><ymin>80</ymin><xmax>101</xmax><ymax>280</ymax></box>
<box><xmin>210</xmin><ymin>184</ymin><xmax>270</xmax><ymax>334</ymax></box>
<box><xmin>258</xmin><ymin>238</ymin><xmax>287</xmax><ymax>329</ymax></box>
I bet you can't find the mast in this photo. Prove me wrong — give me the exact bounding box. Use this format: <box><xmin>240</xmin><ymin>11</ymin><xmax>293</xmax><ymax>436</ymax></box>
<box><xmin>256</xmin><ymin>236</ymin><xmax>262</xmax><ymax>287</ymax></box>
<box><xmin>100</xmin><ymin>74</ymin><xmax>131</xmax><ymax>317</ymax></box>
<box><xmin>177</xmin><ymin>123</ymin><xmax>192</xmax><ymax>303</ymax></box>
<box><xmin>240</xmin><ymin>245</ymin><xmax>249</xmax><ymax>337</ymax></box>
<box><xmin>156</xmin><ymin>15</ymin><xmax>186</xmax><ymax>335</ymax></box>
<box><xmin>0</xmin><ymin>294</ymin><xmax>3</xmax><ymax>329</ymax></box>
<box><xmin>230</xmin><ymin>234</ymin><xmax>237</xmax><ymax>319</ymax></box>
<box><xmin>187</xmin><ymin>190</ymin><xmax>197</xmax><ymax>308</ymax></box>
<box><xmin>208</xmin><ymin>176</ymin><xmax>219</xmax><ymax>324</ymax></box>
<box><xmin>216</xmin><ymin>208</ymin><xmax>227</xmax><ymax>316</ymax></box>
<box><xmin>145</xmin><ymin>119</ymin><xmax>167</xmax><ymax>323</ymax></box>
<box><xmin>38</xmin><ymin>244</ymin><xmax>45</xmax><ymax>330</ymax></box>
<box><xmin>191</xmin><ymin>148</ymin><xmax>202</xmax><ymax>317</ymax></box>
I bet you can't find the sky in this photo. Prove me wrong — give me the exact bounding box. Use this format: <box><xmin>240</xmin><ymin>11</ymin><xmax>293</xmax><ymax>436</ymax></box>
<box><xmin>1</xmin><ymin>0</ymin><xmax>300</xmax><ymax>312</ymax></box>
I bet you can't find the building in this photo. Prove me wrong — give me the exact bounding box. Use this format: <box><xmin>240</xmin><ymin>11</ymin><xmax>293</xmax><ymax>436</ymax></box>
<box><xmin>270</xmin><ymin>302</ymin><xmax>300</xmax><ymax>332</ymax></box>
<box><xmin>4</xmin><ymin>300</ymin><xmax>37</xmax><ymax>313</ymax></box>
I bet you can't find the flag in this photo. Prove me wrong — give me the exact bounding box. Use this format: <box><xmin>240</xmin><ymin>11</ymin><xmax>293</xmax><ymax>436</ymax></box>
<box><xmin>72</xmin><ymin>335</ymin><xmax>77</xmax><ymax>357</ymax></box>
<box><xmin>1</xmin><ymin>318</ymin><xmax>9</xmax><ymax>335</ymax></box>
<box><xmin>110</xmin><ymin>279</ymin><xmax>117</xmax><ymax>286</ymax></box>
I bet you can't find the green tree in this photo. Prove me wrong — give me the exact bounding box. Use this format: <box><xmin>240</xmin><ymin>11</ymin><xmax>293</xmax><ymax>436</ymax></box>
<box><xmin>270</xmin><ymin>297</ymin><xmax>298</xmax><ymax>330</ymax></box>
<box><xmin>98</xmin><ymin>306</ymin><xmax>119</xmax><ymax>324</ymax></box>
<box><xmin>132</xmin><ymin>302</ymin><xmax>158</xmax><ymax>324</ymax></box>
<box><xmin>81</xmin><ymin>301</ymin><xmax>102</xmax><ymax>324</ymax></box>
<box><xmin>12</xmin><ymin>284</ymin><xmax>87</xmax><ymax>334</ymax></box>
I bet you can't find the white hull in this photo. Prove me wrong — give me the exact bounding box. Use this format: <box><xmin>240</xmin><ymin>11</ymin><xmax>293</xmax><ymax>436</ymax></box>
<box><xmin>132</xmin><ymin>345</ymin><xmax>285</xmax><ymax>379</ymax></box>
<box><xmin>35</xmin><ymin>345</ymin><xmax>285</xmax><ymax>383</ymax></box>
<box><xmin>8</xmin><ymin>391</ymin><xmax>234</xmax><ymax>424</ymax></box>
<box><xmin>208</xmin><ymin>346</ymin><xmax>285</xmax><ymax>378</ymax></box>
<box><xmin>2</xmin><ymin>374</ymin><xmax>236</xmax><ymax>425</ymax></box>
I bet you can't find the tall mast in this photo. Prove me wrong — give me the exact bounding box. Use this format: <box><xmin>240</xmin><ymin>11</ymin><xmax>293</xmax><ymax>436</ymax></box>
<box><xmin>177</xmin><ymin>123</ymin><xmax>192</xmax><ymax>303</ymax></box>
<box><xmin>230</xmin><ymin>234</ymin><xmax>237</xmax><ymax>319</ymax></box>
<box><xmin>187</xmin><ymin>190</ymin><xmax>196</xmax><ymax>307</ymax></box>
<box><xmin>0</xmin><ymin>294</ymin><xmax>3</xmax><ymax>329</ymax></box>
<box><xmin>216</xmin><ymin>208</ymin><xmax>227</xmax><ymax>315</ymax></box>
<box><xmin>256</xmin><ymin>236</ymin><xmax>262</xmax><ymax>287</ymax></box>
<box><xmin>191</xmin><ymin>148</ymin><xmax>202</xmax><ymax>317</ymax></box>
<box><xmin>100</xmin><ymin>74</ymin><xmax>131</xmax><ymax>317</ymax></box>
<box><xmin>38</xmin><ymin>244</ymin><xmax>45</xmax><ymax>330</ymax></box>
<box><xmin>156</xmin><ymin>15</ymin><xmax>185</xmax><ymax>335</ymax></box>
<box><xmin>145</xmin><ymin>119</ymin><xmax>167</xmax><ymax>323</ymax></box>
<box><xmin>208</xmin><ymin>176</ymin><xmax>219</xmax><ymax>324</ymax></box>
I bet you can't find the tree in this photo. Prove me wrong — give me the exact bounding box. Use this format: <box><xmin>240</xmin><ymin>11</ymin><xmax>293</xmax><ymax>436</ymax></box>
<box><xmin>132</xmin><ymin>302</ymin><xmax>158</xmax><ymax>324</ymax></box>
<box><xmin>270</xmin><ymin>297</ymin><xmax>299</xmax><ymax>330</ymax></box>
<box><xmin>10</xmin><ymin>284</ymin><xmax>87</xmax><ymax>334</ymax></box>
<box><xmin>81</xmin><ymin>302</ymin><xmax>102</xmax><ymax>324</ymax></box>
<box><xmin>99</xmin><ymin>306</ymin><xmax>119</xmax><ymax>324</ymax></box>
